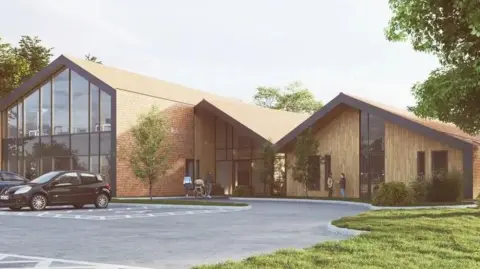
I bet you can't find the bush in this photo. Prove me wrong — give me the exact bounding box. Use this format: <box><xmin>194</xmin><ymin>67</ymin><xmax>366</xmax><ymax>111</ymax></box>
<box><xmin>211</xmin><ymin>184</ymin><xmax>226</xmax><ymax>196</ymax></box>
<box><xmin>372</xmin><ymin>182</ymin><xmax>414</xmax><ymax>206</ymax></box>
<box><xmin>232</xmin><ymin>185</ymin><xmax>253</xmax><ymax>197</ymax></box>
<box><xmin>428</xmin><ymin>170</ymin><xmax>463</xmax><ymax>202</ymax></box>
<box><xmin>476</xmin><ymin>194</ymin><xmax>480</xmax><ymax>207</ymax></box>
<box><xmin>410</xmin><ymin>176</ymin><xmax>431</xmax><ymax>203</ymax></box>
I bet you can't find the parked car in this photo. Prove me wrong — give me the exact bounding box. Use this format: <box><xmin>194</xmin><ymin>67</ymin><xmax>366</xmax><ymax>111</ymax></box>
<box><xmin>0</xmin><ymin>171</ymin><xmax>29</xmax><ymax>193</ymax></box>
<box><xmin>0</xmin><ymin>171</ymin><xmax>111</xmax><ymax>211</ymax></box>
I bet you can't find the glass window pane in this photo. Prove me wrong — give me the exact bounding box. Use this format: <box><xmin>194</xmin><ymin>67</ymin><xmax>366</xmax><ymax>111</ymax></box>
<box><xmin>100</xmin><ymin>90</ymin><xmax>111</xmax><ymax>131</ymax></box>
<box><xmin>53</xmin><ymin>69</ymin><xmax>70</xmax><ymax>135</ymax></box>
<box><xmin>52</xmin><ymin>135</ymin><xmax>70</xmax><ymax>156</ymax></box>
<box><xmin>24</xmin><ymin>159</ymin><xmax>39</xmax><ymax>180</ymax></box>
<box><xmin>215</xmin><ymin>120</ymin><xmax>226</xmax><ymax>149</ymax></box>
<box><xmin>71</xmin><ymin>133</ymin><xmax>89</xmax><ymax>156</ymax></box>
<box><xmin>41</xmin><ymin>157</ymin><xmax>53</xmax><ymax>175</ymax></box>
<box><xmin>24</xmin><ymin>89</ymin><xmax>40</xmax><ymax>137</ymax></box>
<box><xmin>90</xmin><ymin>84</ymin><xmax>99</xmax><ymax>132</ymax></box>
<box><xmin>90</xmin><ymin>133</ymin><xmax>99</xmax><ymax>156</ymax></box>
<box><xmin>4</xmin><ymin>139</ymin><xmax>18</xmax><ymax>172</ymax></box>
<box><xmin>7</xmin><ymin>105</ymin><xmax>18</xmax><ymax>138</ymax></box>
<box><xmin>73</xmin><ymin>156</ymin><xmax>89</xmax><ymax>171</ymax></box>
<box><xmin>39</xmin><ymin>136</ymin><xmax>52</xmax><ymax>156</ymax></box>
<box><xmin>71</xmin><ymin>71</ymin><xmax>89</xmax><ymax>133</ymax></box>
<box><xmin>17</xmin><ymin>102</ymin><xmax>23</xmax><ymax>138</ymax></box>
<box><xmin>54</xmin><ymin>157</ymin><xmax>71</xmax><ymax>170</ymax></box>
<box><xmin>40</xmin><ymin>80</ymin><xmax>52</xmax><ymax>136</ymax></box>
<box><xmin>100</xmin><ymin>132</ymin><xmax>111</xmax><ymax>155</ymax></box>
<box><xmin>216</xmin><ymin>149</ymin><xmax>226</xmax><ymax>160</ymax></box>
<box><xmin>100</xmin><ymin>155</ymin><xmax>111</xmax><ymax>183</ymax></box>
<box><xmin>90</xmin><ymin>155</ymin><xmax>99</xmax><ymax>173</ymax></box>
<box><xmin>23</xmin><ymin>136</ymin><xmax>40</xmax><ymax>158</ymax></box>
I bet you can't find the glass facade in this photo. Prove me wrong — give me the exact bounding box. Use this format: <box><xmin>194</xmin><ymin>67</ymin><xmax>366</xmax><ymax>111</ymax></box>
<box><xmin>359</xmin><ymin>111</ymin><xmax>385</xmax><ymax>200</ymax></box>
<box><xmin>2</xmin><ymin>68</ymin><xmax>113</xmax><ymax>183</ymax></box>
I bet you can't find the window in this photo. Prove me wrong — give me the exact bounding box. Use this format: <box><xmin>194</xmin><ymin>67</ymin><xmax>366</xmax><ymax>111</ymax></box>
<box><xmin>185</xmin><ymin>159</ymin><xmax>200</xmax><ymax>179</ymax></box>
<box><xmin>417</xmin><ymin>151</ymin><xmax>425</xmax><ymax>177</ymax></box>
<box><xmin>71</xmin><ymin>134</ymin><xmax>89</xmax><ymax>156</ymax></box>
<box><xmin>73</xmin><ymin>156</ymin><xmax>89</xmax><ymax>171</ymax></box>
<box><xmin>56</xmin><ymin>172</ymin><xmax>79</xmax><ymax>185</ymax></box>
<box><xmin>54</xmin><ymin>157</ymin><xmax>71</xmax><ymax>170</ymax></box>
<box><xmin>1</xmin><ymin>172</ymin><xmax>25</xmax><ymax>182</ymax></box>
<box><xmin>80</xmin><ymin>173</ymin><xmax>98</xmax><ymax>184</ymax></box>
<box><xmin>52</xmin><ymin>135</ymin><xmax>70</xmax><ymax>156</ymax></box>
<box><xmin>40</xmin><ymin>81</ymin><xmax>52</xmax><ymax>135</ymax></box>
<box><xmin>308</xmin><ymin>155</ymin><xmax>320</xmax><ymax>190</ymax></box>
<box><xmin>52</xmin><ymin>69</ymin><xmax>70</xmax><ymax>135</ymax></box>
<box><xmin>90</xmin><ymin>84</ymin><xmax>100</xmax><ymax>132</ymax></box>
<box><xmin>70</xmin><ymin>71</ymin><xmax>89</xmax><ymax>133</ymax></box>
<box><xmin>100</xmin><ymin>90</ymin><xmax>111</xmax><ymax>131</ymax></box>
<box><xmin>324</xmin><ymin>154</ymin><xmax>331</xmax><ymax>189</ymax></box>
<box><xmin>432</xmin><ymin>150</ymin><xmax>448</xmax><ymax>177</ymax></box>
<box><xmin>7</xmin><ymin>105</ymin><xmax>18</xmax><ymax>138</ymax></box>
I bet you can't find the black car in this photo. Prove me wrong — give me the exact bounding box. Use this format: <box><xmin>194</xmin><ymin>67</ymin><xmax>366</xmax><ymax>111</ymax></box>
<box><xmin>0</xmin><ymin>171</ymin><xmax>111</xmax><ymax>211</ymax></box>
<box><xmin>0</xmin><ymin>171</ymin><xmax>29</xmax><ymax>193</ymax></box>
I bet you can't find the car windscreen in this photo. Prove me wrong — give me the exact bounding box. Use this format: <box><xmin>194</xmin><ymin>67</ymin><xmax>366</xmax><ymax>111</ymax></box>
<box><xmin>30</xmin><ymin>171</ymin><xmax>62</xmax><ymax>184</ymax></box>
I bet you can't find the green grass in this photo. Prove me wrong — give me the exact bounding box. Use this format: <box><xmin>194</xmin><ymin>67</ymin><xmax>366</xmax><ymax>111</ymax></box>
<box><xmin>111</xmin><ymin>198</ymin><xmax>248</xmax><ymax>207</ymax></box>
<box><xmin>194</xmin><ymin>208</ymin><xmax>480</xmax><ymax>269</ymax></box>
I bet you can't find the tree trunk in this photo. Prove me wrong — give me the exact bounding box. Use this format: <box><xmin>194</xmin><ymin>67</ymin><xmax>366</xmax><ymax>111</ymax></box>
<box><xmin>149</xmin><ymin>179</ymin><xmax>153</xmax><ymax>200</ymax></box>
<box><xmin>305</xmin><ymin>181</ymin><xmax>309</xmax><ymax>198</ymax></box>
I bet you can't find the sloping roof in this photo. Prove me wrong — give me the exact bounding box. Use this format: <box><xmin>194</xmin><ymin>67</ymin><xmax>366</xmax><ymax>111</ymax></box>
<box><xmin>275</xmin><ymin>92</ymin><xmax>479</xmax><ymax>151</ymax></box>
<box><xmin>1</xmin><ymin>54</ymin><xmax>308</xmax><ymax>144</ymax></box>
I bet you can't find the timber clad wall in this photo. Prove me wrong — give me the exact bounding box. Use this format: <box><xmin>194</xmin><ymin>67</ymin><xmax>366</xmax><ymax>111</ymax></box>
<box><xmin>473</xmin><ymin>149</ymin><xmax>480</xmax><ymax>198</ymax></box>
<box><xmin>194</xmin><ymin>109</ymin><xmax>215</xmax><ymax>181</ymax></box>
<box><xmin>286</xmin><ymin>108</ymin><xmax>360</xmax><ymax>198</ymax></box>
<box><xmin>116</xmin><ymin>90</ymin><xmax>194</xmax><ymax>197</ymax></box>
<box><xmin>384</xmin><ymin>122</ymin><xmax>463</xmax><ymax>184</ymax></box>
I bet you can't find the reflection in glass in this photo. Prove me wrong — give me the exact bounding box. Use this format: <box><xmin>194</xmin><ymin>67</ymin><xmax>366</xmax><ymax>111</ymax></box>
<box><xmin>53</xmin><ymin>69</ymin><xmax>70</xmax><ymax>135</ymax></box>
<box><xmin>52</xmin><ymin>135</ymin><xmax>70</xmax><ymax>156</ymax></box>
<box><xmin>73</xmin><ymin>156</ymin><xmax>89</xmax><ymax>171</ymax></box>
<box><xmin>71</xmin><ymin>71</ymin><xmax>89</xmax><ymax>133</ymax></box>
<box><xmin>23</xmin><ymin>137</ymin><xmax>39</xmax><ymax>158</ymax></box>
<box><xmin>90</xmin><ymin>133</ymin><xmax>99</xmax><ymax>156</ymax></box>
<box><xmin>24</xmin><ymin>90</ymin><xmax>40</xmax><ymax>137</ymax></box>
<box><xmin>39</xmin><ymin>136</ymin><xmax>52</xmax><ymax>157</ymax></box>
<box><xmin>7</xmin><ymin>105</ymin><xmax>17</xmax><ymax>138</ymax></box>
<box><xmin>40</xmin><ymin>81</ymin><xmax>52</xmax><ymax>135</ymax></box>
<box><xmin>71</xmin><ymin>134</ymin><xmax>89</xmax><ymax>156</ymax></box>
<box><xmin>18</xmin><ymin>102</ymin><xmax>23</xmax><ymax>138</ymax></box>
<box><xmin>90</xmin><ymin>155</ymin><xmax>99</xmax><ymax>173</ymax></box>
<box><xmin>24</xmin><ymin>158</ymin><xmax>39</xmax><ymax>180</ymax></box>
<box><xmin>100</xmin><ymin>132</ymin><xmax>111</xmax><ymax>155</ymax></box>
<box><xmin>41</xmin><ymin>157</ymin><xmax>53</xmax><ymax>175</ymax></box>
<box><xmin>54</xmin><ymin>157</ymin><xmax>71</xmax><ymax>170</ymax></box>
<box><xmin>100</xmin><ymin>90</ymin><xmax>111</xmax><ymax>131</ymax></box>
<box><xmin>100</xmin><ymin>155</ymin><xmax>111</xmax><ymax>183</ymax></box>
<box><xmin>90</xmin><ymin>84</ymin><xmax>99</xmax><ymax>132</ymax></box>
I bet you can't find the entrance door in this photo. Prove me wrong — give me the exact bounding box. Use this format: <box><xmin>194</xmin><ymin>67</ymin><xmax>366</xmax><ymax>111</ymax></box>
<box><xmin>235</xmin><ymin>161</ymin><xmax>250</xmax><ymax>187</ymax></box>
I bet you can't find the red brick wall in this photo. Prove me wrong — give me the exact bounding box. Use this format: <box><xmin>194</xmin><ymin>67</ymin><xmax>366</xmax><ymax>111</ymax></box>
<box><xmin>473</xmin><ymin>148</ymin><xmax>480</xmax><ymax>199</ymax></box>
<box><xmin>115</xmin><ymin>90</ymin><xmax>195</xmax><ymax>197</ymax></box>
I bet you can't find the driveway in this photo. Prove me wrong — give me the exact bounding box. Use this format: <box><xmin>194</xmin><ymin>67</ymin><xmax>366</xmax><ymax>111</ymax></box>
<box><xmin>0</xmin><ymin>200</ymin><xmax>367</xmax><ymax>269</ymax></box>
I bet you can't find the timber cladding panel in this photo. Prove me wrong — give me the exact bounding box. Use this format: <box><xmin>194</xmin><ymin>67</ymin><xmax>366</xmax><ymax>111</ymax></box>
<box><xmin>194</xmin><ymin>109</ymin><xmax>215</xmax><ymax>181</ymax></box>
<box><xmin>473</xmin><ymin>148</ymin><xmax>480</xmax><ymax>198</ymax></box>
<box><xmin>286</xmin><ymin>108</ymin><xmax>360</xmax><ymax>198</ymax></box>
<box><xmin>116</xmin><ymin>90</ymin><xmax>194</xmax><ymax>197</ymax></box>
<box><xmin>384</xmin><ymin>122</ymin><xmax>464</xmax><ymax>184</ymax></box>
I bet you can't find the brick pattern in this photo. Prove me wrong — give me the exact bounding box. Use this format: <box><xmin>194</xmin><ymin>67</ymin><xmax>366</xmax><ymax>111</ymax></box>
<box><xmin>115</xmin><ymin>90</ymin><xmax>194</xmax><ymax>197</ymax></box>
<box><xmin>473</xmin><ymin>148</ymin><xmax>480</xmax><ymax>198</ymax></box>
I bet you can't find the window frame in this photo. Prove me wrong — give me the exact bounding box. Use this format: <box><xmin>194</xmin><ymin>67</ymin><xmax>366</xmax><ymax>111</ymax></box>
<box><xmin>417</xmin><ymin>151</ymin><xmax>425</xmax><ymax>178</ymax></box>
<box><xmin>431</xmin><ymin>150</ymin><xmax>449</xmax><ymax>176</ymax></box>
<box><xmin>307</xmin><ymin>155</ymin><xmax>321</xmax><ymax>191</ymax></box>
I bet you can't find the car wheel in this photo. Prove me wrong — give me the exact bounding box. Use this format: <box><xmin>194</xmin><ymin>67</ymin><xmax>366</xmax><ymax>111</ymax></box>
<box><xmin>9</xmin><ymin>206</ymin><xmax>22</xmax><ymax>211</ymax></box>
<box><xmin>73</xmin><ymin>204</ymin><xmax>84</xmax><ymax>209</ymax></box>
<box><xmin>29</xmin><ymin>194</ymin><xmax>47</xmax><ymax>211</ymax></box>
<box><xmin>94</xmin><ymin>193</ymin><xmax>109</xmax><ymax>209</ymax></box>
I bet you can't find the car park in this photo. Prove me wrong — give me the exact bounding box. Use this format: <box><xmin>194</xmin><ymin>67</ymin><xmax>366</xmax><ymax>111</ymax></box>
<box><xmin>0</xmin><ymin>171</ymin><xmax>29</xmax><ymax>193</ymax></box>
<box><xmin>0</xmin><ymin>171</ymin><xmax>111</xmax><ymax>211</ymax></box>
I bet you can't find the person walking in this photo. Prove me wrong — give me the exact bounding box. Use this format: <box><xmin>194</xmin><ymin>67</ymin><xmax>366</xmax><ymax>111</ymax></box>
<box><xmin>205</xmin><ymin>171</ymin><xmax>213</xmax><ymax>198</ymax></box>
<box><xmin>183</xmin><ymin>172</ymin><xmax>192</xmax><ymax>197</ymax></box>
<box><xmin>327</xmin><ymin>172</ymin><xmax>334</xmax><ymax>198</ymax></box>
<box><xmin>339</xmin><ymin>173</ymin><xmax>346</xmax><ymax>198</ymax></box>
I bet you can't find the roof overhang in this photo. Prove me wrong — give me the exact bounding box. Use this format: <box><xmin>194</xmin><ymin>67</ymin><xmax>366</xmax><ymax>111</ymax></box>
<box><xmin>0</xmin><ymin>55</ymin><xmax>116</xmax><ymax>111</ymax></box>
<box><xmin>194</xmin><ymin>99</ymin><xmax>269</xmax><ymax>146</ymax></box>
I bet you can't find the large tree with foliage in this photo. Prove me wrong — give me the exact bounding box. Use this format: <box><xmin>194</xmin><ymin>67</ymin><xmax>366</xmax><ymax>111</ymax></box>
<box><xmin>292</xmin><ymin>128</ymin><xmax>319</xmax><ymax>198</ymax></box>
<box><xmin>129</xmin><ymin>106</ymin><xmax>170</xmax><ymax>199</ymax></box>
<box><xmin>386</xmin><ymin>0</ymin><xmax>480</xmax><ymax>134</ymax></box>
<box><xmin>253</xmin><ymin>81</ymin><xmax>323</xmax><ymax>114</ymax></box>
<box><xmin>0</xmin><ymin>36</ymin><xmax>53</xmax><ymax>97</ymax></box>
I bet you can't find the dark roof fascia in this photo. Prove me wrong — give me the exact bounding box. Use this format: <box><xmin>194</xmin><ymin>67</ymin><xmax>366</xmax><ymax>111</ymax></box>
<box><xmin>0</xmin><ymin>55</ymin><xmax>116</xmax><ymax>111</ymax></box>
<box><xmin>274</xmin><ymin>93</ymin><xmax>474</xmax><ymax>152</ymax></box>
<box><xmin>194</xmin><ymin>99</ymin><xmax>269</xmax><ymax>146</ymax></box>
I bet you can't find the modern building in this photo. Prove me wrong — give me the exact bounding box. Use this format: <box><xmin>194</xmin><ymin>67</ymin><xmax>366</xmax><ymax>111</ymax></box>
<box><xmin>276</xmin><ymin>93</ymin><xmax>480</xmax><ymax>199</ymax></box>
<box><xmin>1</xmin><ymin>55</ymin><xmax>479</xmax><ymax>199</ymax></box>
<box><xmin>0</xmin><ymin>55</ymin><xmax>307</xmax><ymax>197</ymax></box>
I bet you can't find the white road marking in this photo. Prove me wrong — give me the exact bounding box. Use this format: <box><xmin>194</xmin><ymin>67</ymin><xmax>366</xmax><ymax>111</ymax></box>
<box><xmin>0</xmin><ymin>253</ymin><xmax>152</xmax><ymax>269</ymax></box>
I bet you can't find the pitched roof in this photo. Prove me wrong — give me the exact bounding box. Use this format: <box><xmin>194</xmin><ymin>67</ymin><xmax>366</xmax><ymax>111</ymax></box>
<box><xmin>275</xmin><ymin>92</ymin><xmax>479</xmax><ymax>151</ymax></box>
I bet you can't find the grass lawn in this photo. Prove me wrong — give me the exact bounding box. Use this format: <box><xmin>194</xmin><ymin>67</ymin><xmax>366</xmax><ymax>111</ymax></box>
<box><xmin>111</xmin><ymin>198</ymin><xmax>248</xmax><ymax>207</ymax></box>
<box><xmin>194</xmin><ymin>207</ymin><xmax>480</xmax><ymax>269</ymax></box>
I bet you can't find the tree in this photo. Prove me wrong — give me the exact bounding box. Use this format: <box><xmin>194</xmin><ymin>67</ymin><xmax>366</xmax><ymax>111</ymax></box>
<box><xmin>0</xmin><ymin>36</ymin><xmax>53</xmax><ymax>97</ymax></box>
<box><xmin>129</xmin><ymin>106</ymin><xmax>170</xmax><ymax>199</ymax></box>
<box><xmin>253</xmin><ymin>81</ymin><xmax>323</xmax><ymax>114</ymax></box>
<box><xmin>292</xmin><ymin>127</ymin><xmax>319</xmax><ymax>198</ymax></box>
<box><xmin>85</xmin><ymin>53</ymin><xmax>102</xmax><ymax>64</ymax></box>
<box><xmin>385</xmin><ymin>0</ymin><xmax>480</xmax><ymax>134</ymax></box>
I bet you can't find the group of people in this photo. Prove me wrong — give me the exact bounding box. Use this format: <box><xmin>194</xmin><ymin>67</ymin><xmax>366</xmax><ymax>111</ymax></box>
<box><xmin>183</xmin><ymin>171</ymin><xmax>214</xmax><ymax>198</ymax></box>
<box><xmin>326</xmin><ymin>172</ymin><xmax>347</xmax><ymax>198</ymax></box>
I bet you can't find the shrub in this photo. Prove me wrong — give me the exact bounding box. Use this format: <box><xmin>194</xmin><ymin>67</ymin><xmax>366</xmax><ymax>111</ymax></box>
<box><xmin>211</xmin><ymin>184</ymin><xmax>226</xmax><ymax>196</ymax></box>
<box><xmin>409</xmin><ymin>176</ymin><xmax>431</xmax><ymax>203</ymax></box>
<box><xmin>428</xmin><ymin>170</ymin><xmax>463</xmax><ymax>202</ymax></box>
<box><xmin>232</xmin><ymin>185</ymin><xmax>253</xmax><ymax>197</ymax></box>
<box><xmin>372</xmin><ymin>182</ymin><xmax>414</xmax><ymax>206</ymax></box>
<box><xmin>476</xmin><ymin>194</ymin><xmax>480</xmax><ymax>207</ymax></box>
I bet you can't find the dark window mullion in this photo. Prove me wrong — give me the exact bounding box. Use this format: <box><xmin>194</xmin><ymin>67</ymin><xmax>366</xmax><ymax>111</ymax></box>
<box><xmin>88</xmin><ymin>82</ymin><xmax>91</xmax><ymax>170</ymax></box>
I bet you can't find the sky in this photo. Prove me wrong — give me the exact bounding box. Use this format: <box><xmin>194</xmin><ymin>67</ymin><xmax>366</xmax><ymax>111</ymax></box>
<box><xmin>1</xmin><ymin>0</ymin><xmax>440</xmax><ymax>109</ymax></box>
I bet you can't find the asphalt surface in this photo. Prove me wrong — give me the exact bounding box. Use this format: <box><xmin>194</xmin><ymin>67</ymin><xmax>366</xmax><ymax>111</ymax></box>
<box><xmin>0</xmin><ymin>200</ymin><xmax>368</xmax><ymax>269</ymax></box>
